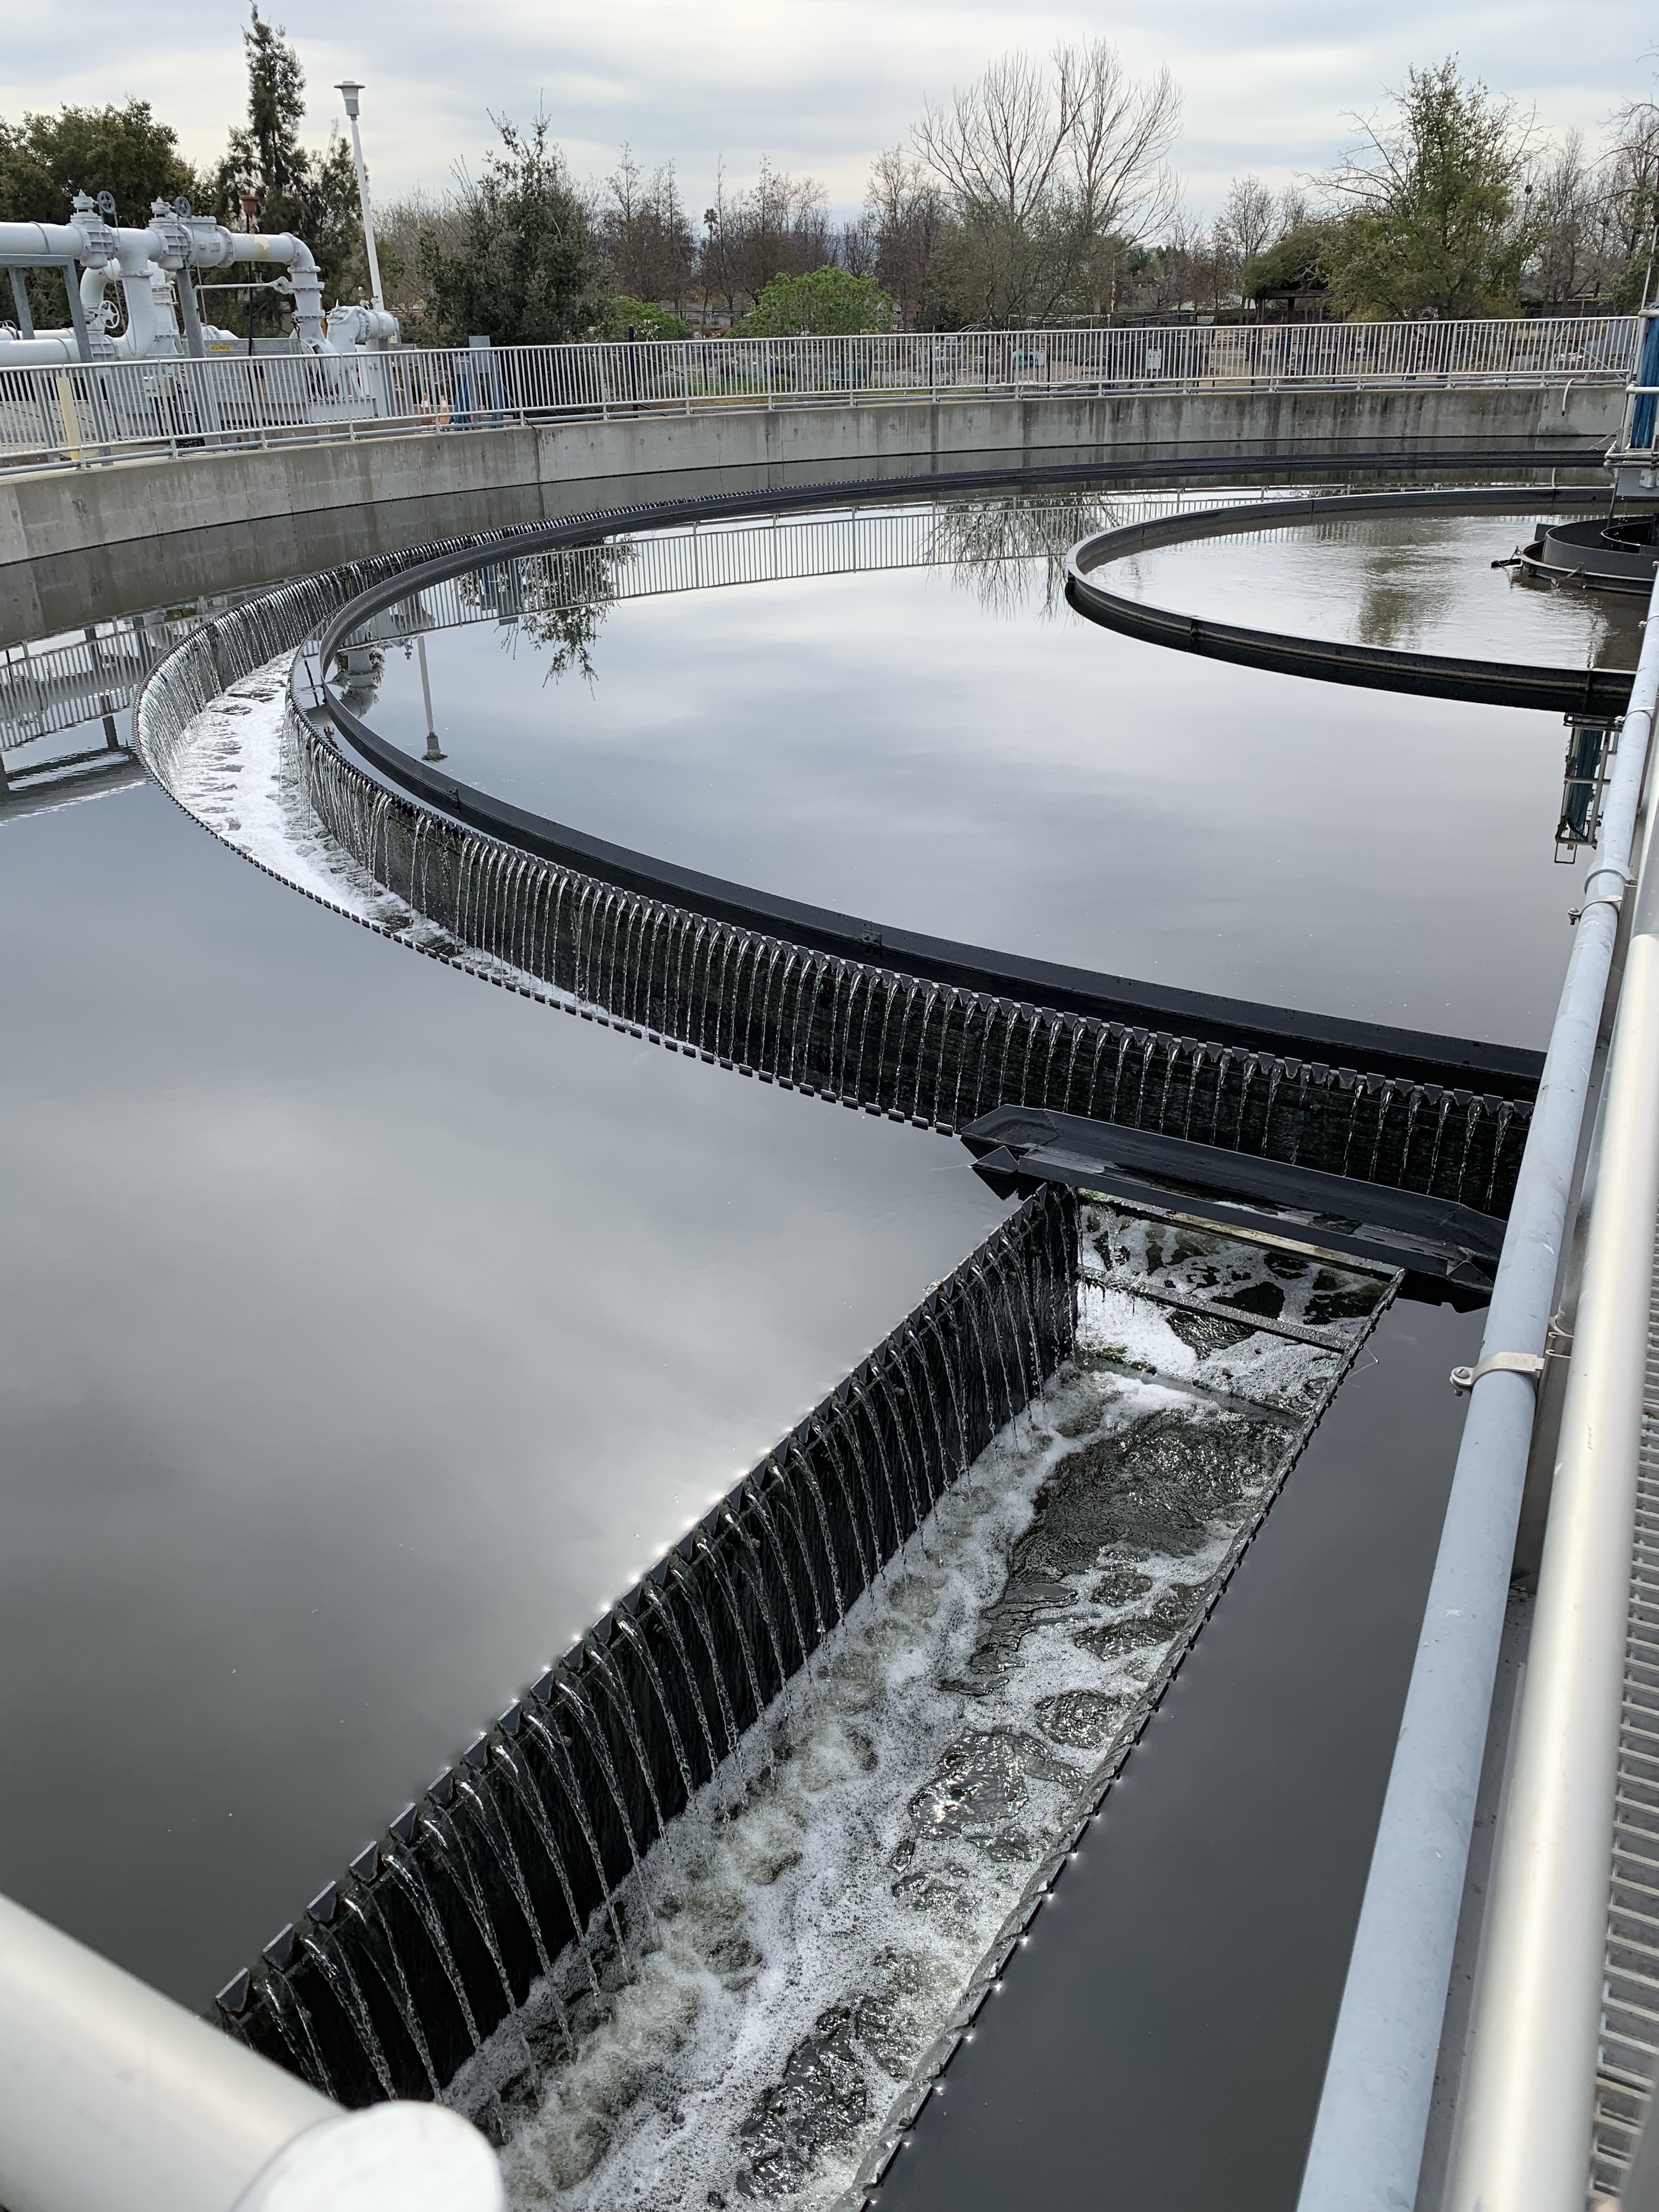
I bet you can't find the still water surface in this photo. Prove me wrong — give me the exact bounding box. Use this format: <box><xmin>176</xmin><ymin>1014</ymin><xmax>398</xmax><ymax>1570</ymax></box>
<box><xmin>1114</xmin><ymin>507</ymin><xmax>1643</xmax><ymax>667</ymax></box>
<box><xmin>0</xmin><ymin>487</ymin><xmax>1581</xmax><ymax>2130</ymax></box>
<box><xmin>0</xmin><ymin>759</ymin><xmax>1005</xmax><ymax>2005</ymax></box>
<box><xmin>365</xmin><ymin>497</ymin><xmax>1604</xmax><ymax>1049</ymax></box>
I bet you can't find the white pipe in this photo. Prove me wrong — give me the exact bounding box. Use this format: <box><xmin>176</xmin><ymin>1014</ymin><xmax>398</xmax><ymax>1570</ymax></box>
<box><xmin>1295</xmin><ymin>570</ymin><xmax>1659</xmax><ymax>2212</ymax></box>
<box><xmin>322</xmin><ymin>303</ymin><xmax>399</xmax><ymax>351</ymax></box>
<box><xmin>0</xmin><ymin>330</ymin><xmax>81</xmax><ymax>366</ymax></box>
<box><xmin>0</xmin><ymin>1890</ymin><xmax>503</xmax><ymax>2212</ymax></box>
<box><xmin>0</xmin><ymin>219</ymin><xmax>95</xmax><ymax>262</ymax></box>
<box><xmin>76</xmin><ymin>245</ymin><xmax>171</xmax><ymax>360</ymax></box>
<box><xmin>225</xmin><ymin>234</ymin><xmax>326</xmax><ymax>351</ymax></box>
<box><xmin>1443</xmin><ymin>678</ymin><xmax>1659</xmax><ymax>2211</ymax></box>
<box><xmin>0</xmin><ymin>216</ymin><xmax>336</xmax><ymax>357</ymax></box>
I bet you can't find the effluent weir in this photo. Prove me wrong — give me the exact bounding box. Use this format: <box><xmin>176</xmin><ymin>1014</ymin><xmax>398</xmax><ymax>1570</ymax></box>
<box><xmin>4</xmin><ymin>323</ymin><xmax>1659</xmax><ymax>2212</ymax></box>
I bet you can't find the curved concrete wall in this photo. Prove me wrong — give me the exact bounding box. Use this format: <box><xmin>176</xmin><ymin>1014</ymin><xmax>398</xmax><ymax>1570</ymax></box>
<box><xmin>1</xmin><ymin>380</ymin><xmax>1617</xmax><ymax>647</ymax></box>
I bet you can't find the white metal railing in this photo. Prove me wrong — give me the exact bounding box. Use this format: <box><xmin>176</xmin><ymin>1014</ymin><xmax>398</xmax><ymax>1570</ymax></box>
<box><xmin>0</xmin><ymin>315</ymin><xmax>1635</xmax><ymax>475</ymax></box>
<box><xmin>342</xmin><ymin>485</ymin><xmax>1269</xmax><ymax>637</ymax></box>
<box><xmin>1</xmin><ymin>615</ymin><xmax>201</xmax><ymax>750</ymax></box>
<box><xmin>1296</xmin><ymin>546</ymin><xmax>1659</xmax><ymax>2212</ymax></box>
<box><xmin>1442</xmin><ymin>668</ymin><xmax>1659</xmax><ymax>2211</ymax></box>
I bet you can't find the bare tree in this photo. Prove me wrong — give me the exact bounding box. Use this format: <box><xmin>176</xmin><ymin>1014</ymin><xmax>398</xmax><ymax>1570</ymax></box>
<box><xmin>863</xmin><ymin>145</ymin><xmax>948</xmax><ymax>325</ymax></box>
<box><xmin>596</xmin><ymin>146</ymin><xmax>693</xmax><ymax>307</ymax></box>
<box><xmin>376</xmin><ymin>185</ymin><xmax>464</xmax><ymax>330</ymax></box>
<box><xmin>913</xmin><ymin>40</ymin><xmax>1180</xmax><ymax>323</ymax></box>
<box><xmin>1219</xmin><ymin>174</ymin><xmax>1277</xmax><ymax>264</ymax></box>
<box><xmin>1524</xmin><ymin>132</ymin><xmax>1601</xmax><ymax>304</ymax></box>
<box><xmin>1597</xmin><ymin>98</ymin><xmax>1659</xmax><ymax>304</ymax></box>
<box><xmin>696</xmin><ymin>157</ymin><xmax>831</xmax><ymax>321</ymax></box>
<box><xmin>835</xmin><ymin>217</ymin><xmax>877</xmax><ymax>278</ymax></box>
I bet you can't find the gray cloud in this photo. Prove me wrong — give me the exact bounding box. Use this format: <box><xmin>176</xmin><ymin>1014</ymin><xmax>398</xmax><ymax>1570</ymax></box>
<box><xmin>1</xmin><ymin>0</ymin><xmax>1647</xmax><ymax>221</ymax></box>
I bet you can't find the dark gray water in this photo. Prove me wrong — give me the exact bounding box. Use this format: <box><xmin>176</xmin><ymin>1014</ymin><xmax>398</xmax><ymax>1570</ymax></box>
<box><xmin>1115</xmin><ymin>509</ymin><xmax>1643</xmax><ymax>668</ymax></box>
<box><xmin>364</xmin><ymin>498</ymin><xmax>1597</xmax><ymax>1049</ymax></box>
<box><xmin>0</xmin><ymin>761</ymin><xmax>1006</xmax><ymax>2005</ymax></box>
<box><xmin>875</xmin><ymin>1289</ymin><xmax>1482</xmax><ymax>2212</ymax></box>
<box><xmin>0</xmin><ymin>485</ymin><xmax>1576</xmax><ymax>2209</ymax></box>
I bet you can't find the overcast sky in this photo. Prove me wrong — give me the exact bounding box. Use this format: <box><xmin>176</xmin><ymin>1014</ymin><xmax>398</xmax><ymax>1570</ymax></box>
<box><xmin>2</xmin><ymin>0</ymin><xmax>1650</xmax><ymax>223</ymax></box>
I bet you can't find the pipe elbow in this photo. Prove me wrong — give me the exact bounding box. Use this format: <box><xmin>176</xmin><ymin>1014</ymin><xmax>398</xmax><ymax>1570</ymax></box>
<box><xmin>78</xmin><ymin>261</ymin><xmax>114</xmax><ymax>318</ymax></box>
<box><xmin>281</xmin><ymin>235</ymin><xmax>320</xmax><ymax>282</ymax></box>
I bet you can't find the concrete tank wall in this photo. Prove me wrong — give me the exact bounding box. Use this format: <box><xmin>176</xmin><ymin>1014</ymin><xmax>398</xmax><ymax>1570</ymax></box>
<box><xmin>0</xmin><ymin>380</ymin><xmax>1618</xmax><ymax>646</ymax></box>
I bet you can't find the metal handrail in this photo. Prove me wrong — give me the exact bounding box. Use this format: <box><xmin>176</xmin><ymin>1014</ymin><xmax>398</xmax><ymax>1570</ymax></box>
<box><xmin>1295</xmin><ymin>546</ymin><xmax>1659</xmax><ymax>2212</ymax></box>
<box><xmin>0</xmin><ymin>314</ymin><xmax>1636</xmax><ymax>475</ymax></box>
<box><xmin>1442</xmin><ymin>675</ymin><xmax>1659</xmax><ymax>2208</ymax></box>
<box><xmin>0</xmin><ymin>1889</ymin><xmax>503</xmax><ymax>2211</ymax></box>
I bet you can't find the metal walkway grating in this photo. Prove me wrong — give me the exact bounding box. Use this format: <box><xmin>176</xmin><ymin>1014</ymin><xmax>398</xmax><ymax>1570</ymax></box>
<box><xmin>1593</xmin><ymin>1217</ymin><xmax>1659</xmax><ymax>2194</ymax></box>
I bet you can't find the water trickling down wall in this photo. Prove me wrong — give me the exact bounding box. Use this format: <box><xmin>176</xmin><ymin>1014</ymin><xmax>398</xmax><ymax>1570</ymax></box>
<box><xmin>208</xmin><ymin>1188</ymin><xmax>1077</xmax><ymax>2107</ymax></box>
<box><xmin>292</xmin><ymin>719</ymin><xmax>1527</xmax><ymax>1217</ymax></box>
<box><xmin>137</xmin><ymin>502</ymin><xmax>1532</xmax><ymax>1223</ymax></box>
<box><xmin>128</xmin><ymin>493</ymin><xmax>1521</xmax><ymax>2115</ymax></box>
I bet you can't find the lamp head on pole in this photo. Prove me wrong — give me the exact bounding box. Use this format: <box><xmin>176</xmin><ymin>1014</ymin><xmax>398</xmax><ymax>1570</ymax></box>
<box><xmin>335</xmin><ymin>80</ymin><xmax>364</xmax><ymax>120</ymax></box>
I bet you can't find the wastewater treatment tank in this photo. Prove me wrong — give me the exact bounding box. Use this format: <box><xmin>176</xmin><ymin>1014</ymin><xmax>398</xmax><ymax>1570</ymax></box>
<box><xmin>1517</xmin><ymin>506</ymin><xmax>1659</xmax><ymax>594</ymax></box>
<box><xmin>0</xmin><ymin>472</ymin><xmax>1636</xmax><ymax>2210</ymax></box>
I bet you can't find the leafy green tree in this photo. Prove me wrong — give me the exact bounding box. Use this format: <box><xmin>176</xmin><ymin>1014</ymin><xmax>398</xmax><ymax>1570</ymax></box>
<box><xmin>0</xmin><ymin>103</ymin><xmax>195</xmax><ymax>225</ymax></box>
<box><xmin>736</xmin><ymin>266</ymin><xmax>893</xmax><ymax>335</ymax></box>
<box><xmin>0</xmin><ymin>102</ymin><xmax>196</xmax><ymax>329</ymax></box>
<box><xmin>204</xmin><ymin>7</ymin><xmax>366</xmax><ymax>328</ymax></box>
<box><xmin>1242</xmin><ymin>227</ymin><xmax>1334</xmax><ymax>305</ymax></box>
<box><xmin>591</xmin><ymin>295</ymin><xmax>691</xmax><ymax>340</ymax></box>
<box><xmin>419</xmin><ymin>113</ymin><xmax>602</xmax><ymax>345</ymax></box>
<box><xmin>1321</xmin><ymin>60</ymin><xmax>1535</xmax><ymax>318</ymax></box>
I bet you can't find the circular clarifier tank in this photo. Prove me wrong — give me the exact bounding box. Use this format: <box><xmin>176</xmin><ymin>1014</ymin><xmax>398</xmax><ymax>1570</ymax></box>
<box><xmin>357</xmin><ymin>490</ymin><xmax>1630</xmax><ymax>1048</ymax></box>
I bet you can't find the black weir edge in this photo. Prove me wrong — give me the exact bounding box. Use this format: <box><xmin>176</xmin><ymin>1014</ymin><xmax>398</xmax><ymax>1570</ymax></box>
<box><xmin>208</xmin><ymin>1186</ymin><xmax>1080</xmax><ymax>2111</ymax></box>
<box><xmin>131</xmin><ymin>468</ymin><xmax>1542</xmax><ymax>1240</ymax></box>
<box><xmin>306</xmin><ymin>471</ymin><xmax>1554</xmax><ymax>1096</ymax></box>
<box><xmin>1064</xmin><ymin>483</ymin><xmax>1637</xmax><ymax>715</ymax></box>
<box><xmin>115</xmin><ymin>460</ymin><xmax>1531</xmax><ymax>2119</ymax></box>
<box><xmin>266</xmin><ymin>471</ymin><xmax>1545</xmax><ymax>1231</ymax></box>
<box><xmin>961</xmin><ymin>1104</ymin><xmax>1503</xmax><ymax>1286</ymax></box>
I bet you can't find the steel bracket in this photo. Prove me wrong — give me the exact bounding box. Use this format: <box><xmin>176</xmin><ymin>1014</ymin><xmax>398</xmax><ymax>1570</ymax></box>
<box><xmin>1450</xmin><ymin>1350</ymin><xmax>1548</xmax><ymax>1394</ymax></box>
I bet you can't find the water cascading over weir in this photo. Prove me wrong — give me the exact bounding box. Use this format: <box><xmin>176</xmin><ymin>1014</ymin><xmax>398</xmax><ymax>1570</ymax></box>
<box><xmin>142</xmin><ymin>489</ymin><xmax>1538</xmax><ymax>1249</ymax></box>
<box><xmin>129</xmin><ymin>471</ymin><xmax>1556</xmax><ymax>2113</ymax></box>
<box><xmin>208</xmin><ymin>1190</ymin><xmax>1077</xmax><ymax>2108</ymax></box>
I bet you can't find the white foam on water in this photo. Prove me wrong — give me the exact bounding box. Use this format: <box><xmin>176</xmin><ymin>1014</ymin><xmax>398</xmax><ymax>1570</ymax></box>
<box><xmin>155</xmin><ymin>665</ymin><xmax>1383</xmax><ymax>2204</ymax></box>
<box><xmin>154</xmin><ymin>652</ymin><xmax>582</xmax><ymax>1005</ymax></box>
<box><xmin>466</xmin><ymin>1234</ymin><xmax>1358</xmax><ymax>2209</ymax></box>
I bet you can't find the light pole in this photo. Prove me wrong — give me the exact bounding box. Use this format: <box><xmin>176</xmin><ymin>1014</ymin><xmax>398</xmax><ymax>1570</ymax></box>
<box><xmin>334</xmin><ymin>80</ymin><xmax>385</xmax><ymax>314</ymax></box>
<box><xmin>416</xmin><ymin>633</ymin><xmax>444</xmax><ymax>760</ymax></box>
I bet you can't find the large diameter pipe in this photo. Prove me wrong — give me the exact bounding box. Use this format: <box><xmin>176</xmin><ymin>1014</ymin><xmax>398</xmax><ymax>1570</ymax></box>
<box><xmin>0</xmin><ymin>220</ymin><xmax>97</xmax><ymax>263</ymax></box>
<box><xmin>0</xmin><ymin>332</ymin><xmax>81</xmax><ymax>366</ymax></box>
<box><xmin>1295</xmin><ymin>568</ymin><xmax>1659</xmax><ymax>2212</ymax></box>
<box><xmin>1444</xmin><ymin>809</ymin><xmax>1659</xmax><ymax>2211</ymax></box>
<box><xmin>0</xmin><ymin>1891</ymin><xmax>503</xmax><ymax>2212</ymax></box>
